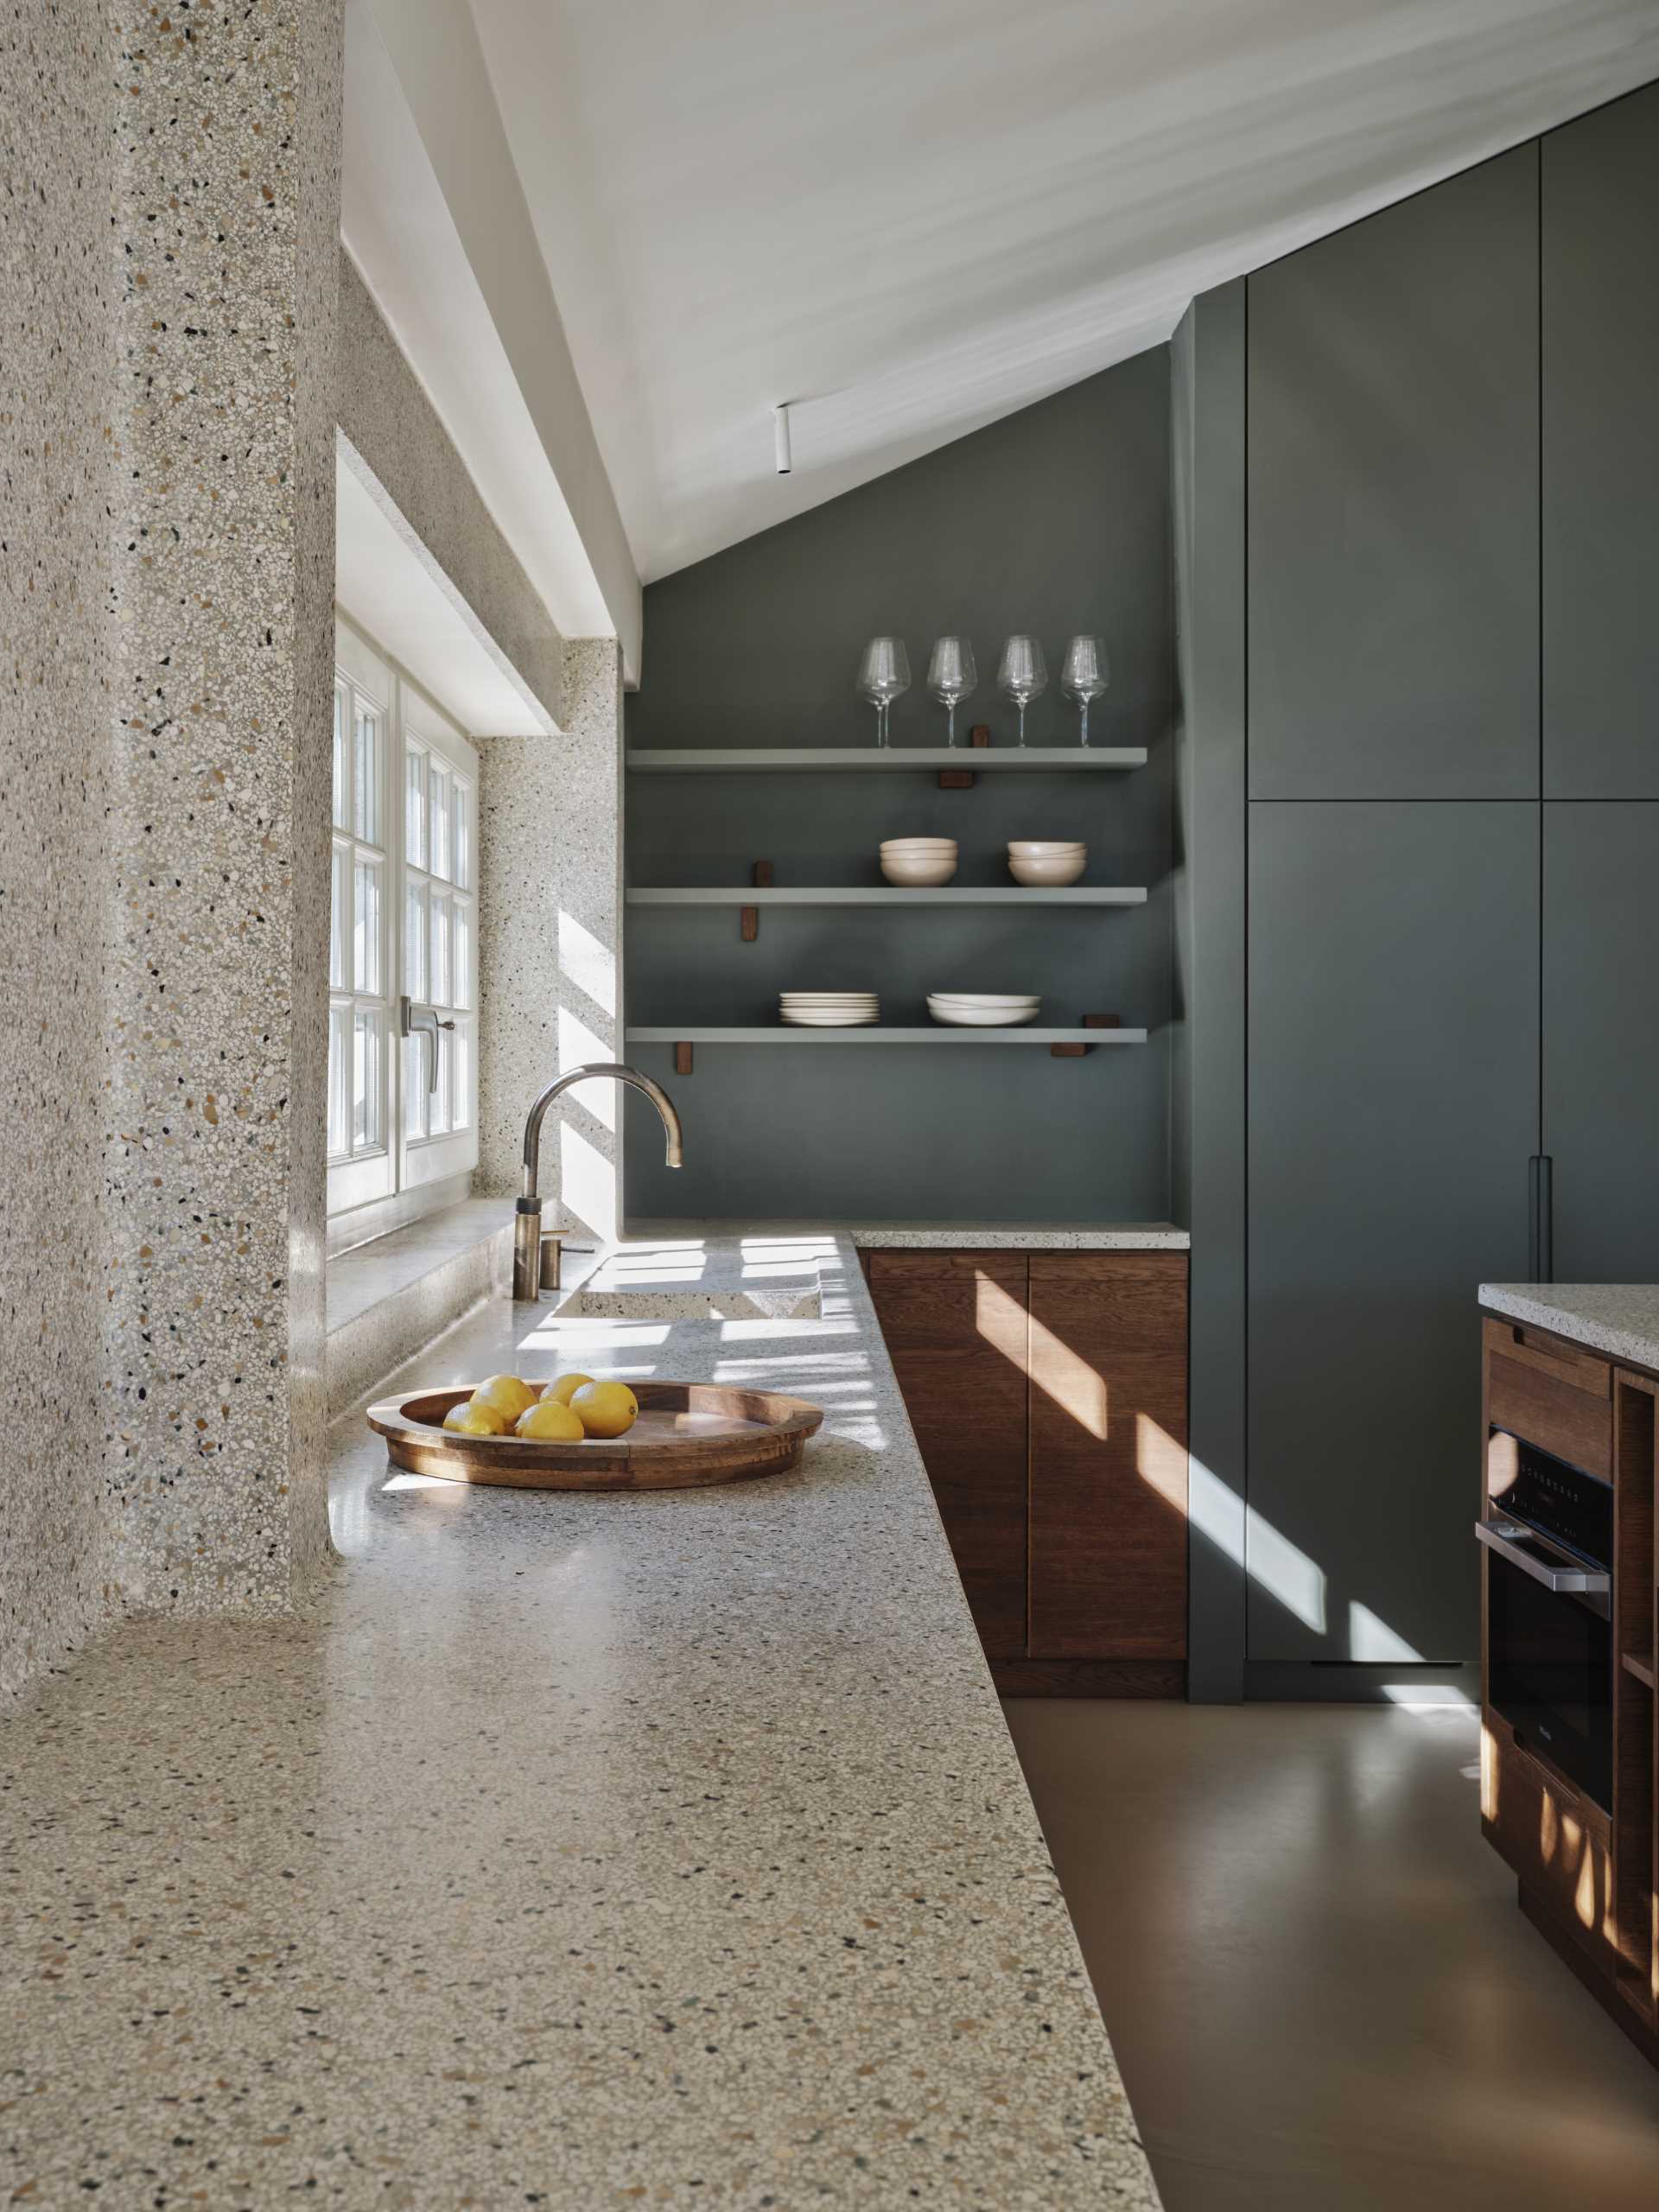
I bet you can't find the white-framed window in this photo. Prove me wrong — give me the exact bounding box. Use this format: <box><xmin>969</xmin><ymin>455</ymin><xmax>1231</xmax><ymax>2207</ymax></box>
<box><xmin>327</xmin><ymin>613</ymin><xmax>480</xmax><ymax>1222</ymax></box>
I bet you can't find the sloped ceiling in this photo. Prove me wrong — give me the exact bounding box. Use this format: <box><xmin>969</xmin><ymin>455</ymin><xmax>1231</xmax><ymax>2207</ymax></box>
<box><xmin>468</xmin><ymin>0</ymin><xmax>1659</xmax><ymax>582</ymax></box>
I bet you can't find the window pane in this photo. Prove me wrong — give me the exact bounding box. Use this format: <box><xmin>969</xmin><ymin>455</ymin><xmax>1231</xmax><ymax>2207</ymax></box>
<box><xmin>453</xmin><ymin>781</ymin><xmax>470</xmax><ymax>890</ymax></box>
<box><xmin>404</xmin><ymin>876</ymin><xmax>428</xmax><ymax>1000</ymax></box>
<box><xmin>353</xmin><ymin>1007</ymin><xmax>383</xmax><ymax>1154</ymax></box>
<box><xmin>327</xmin><ymin>1005</ymin><xmax>352</xmax><ymax>1156</ymax></box>
<box><xmin>403</xmin><ymin>1032</ymin><xmax>429</xmax><ymax>1142</ymax></box>
<box><xmin>329</xmin><ymin>845</ymin><xmax>349</xmax><ymax>991</ymax></box>
<box><xmin>451</xmin><ymin>1019</ymin><xmax>471</xmax><ymax>1132</ymax></box>
<box><xmin>405</xmin><ymin>746</ymin><xmax>426</xmax><ymax>870</ymax></box>
<box><xmin>429</xmin><ymin>1026</ymin><xmax>451</xmax><ymax>1135</ymax></box>
<box><xmin>354</xmin><ymin>705</ymin><xmax>381</xmax><ymax>846</ymax></box>
<box><xmin>429</xmin><ymin>763</ymin><xmax>450</xmax><ymax>880</ymax></box>
<box><xmin>332</xmin><ymin>683</ymin><xmax>349</xmax><ymax>831</ymax></box>
<box><xmin>452</xmin><ymin>899</ymin><xmax>471</xmax><ymax>1010</ymax></box>
<box><xmin>429</xmin><ymin>891</ymin><xmax>451</xmax><ymax>1007</ymax></box>
<box><xmin>353</xmin><ymin>857</ymin><xmax>381</xmax><ymax>995</ymax></box>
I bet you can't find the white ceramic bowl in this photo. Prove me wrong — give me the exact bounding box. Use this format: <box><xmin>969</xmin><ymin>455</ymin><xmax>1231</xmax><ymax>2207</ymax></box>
<box><xmin>1007</xmin><ymin>840</ymin><xmax>1085</xmax><ymax>857</ymax></box>
<box><xmin>880</xmin><ymin>853</ymin><xmax>957</xmax><ymax>886</ymax></box>
<box><xmin>1009</xmin><ymin>851</ymin><xmax>1086</xmax><ymax>887</ymax></box>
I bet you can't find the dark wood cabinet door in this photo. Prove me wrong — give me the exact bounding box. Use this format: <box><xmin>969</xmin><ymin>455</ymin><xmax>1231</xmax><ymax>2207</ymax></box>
<box><xmin>1027</xmin><ymin>1252</ymin><xmax>1189</xmax><ymax>1661</ymax></box>
<box><xmin>866</xmin><ymin>1249</ymin><xmax>1028</xmax><ymax>1658</ymax></box>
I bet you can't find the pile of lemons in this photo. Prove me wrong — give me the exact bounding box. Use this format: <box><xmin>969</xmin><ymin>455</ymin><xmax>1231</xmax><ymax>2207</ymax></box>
<box><xmin>442</xmin><ymin>1370</ymin><xmax>639</xmax><ymax>1442</ymax></box>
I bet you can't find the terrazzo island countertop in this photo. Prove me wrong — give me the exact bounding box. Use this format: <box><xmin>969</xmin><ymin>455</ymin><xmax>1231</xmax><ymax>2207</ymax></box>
<box><xmin>1</xmin><ymin>1233</ymin><xmax>1160</xmax><ymax>2209</ymax></box>
<box><xmin>1480</xmin><ymin>1281</ymin><xmax>1659</xmax><ymax>1375</ymax></box>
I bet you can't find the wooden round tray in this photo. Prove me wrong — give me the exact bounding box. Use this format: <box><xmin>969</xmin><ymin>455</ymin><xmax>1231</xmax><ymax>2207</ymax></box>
<box><xmin>366</xmin><ymin>1380</ymin><xmax>824</xmax><ymax>1491</ymax></box>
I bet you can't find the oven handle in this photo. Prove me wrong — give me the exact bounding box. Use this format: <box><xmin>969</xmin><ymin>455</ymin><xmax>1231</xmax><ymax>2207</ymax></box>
<box><xmin>1475</xmin><ymin>1515</ymin><xmax>1611</xmax><ymax>1596</ymax></box>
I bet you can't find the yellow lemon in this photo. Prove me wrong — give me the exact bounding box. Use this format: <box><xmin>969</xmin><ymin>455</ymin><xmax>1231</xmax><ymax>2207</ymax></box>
<box><xmin>442</xmin><ymin>1399</ymin><xmax>506</xmax><ymax>1437</ymax></box>
<box><xmin>471</xmin><ymin>1373</ymin><xmax>537</xmax><ymax>1427</ymax></box>
<box><xmin>540</xmin><ymin>1372</ymin><xmax>595</xmax><ymax>1407</ymax></box>
<box><xmin>514</xmin><ymin>1398</ymin><xmax>584</xmax><ymax>1442</ymax></box>
<box><xmin>569</xmin><ymin>1379</ymin><xmax>639</xmax><ymax>1439</ymax></box>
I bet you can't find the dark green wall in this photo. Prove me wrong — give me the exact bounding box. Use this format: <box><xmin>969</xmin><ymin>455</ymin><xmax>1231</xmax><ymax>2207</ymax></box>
<box><xmin>623</xmin><ymin>352</ymin><xmax>1174</xmax><ymax>1224</ymax></box>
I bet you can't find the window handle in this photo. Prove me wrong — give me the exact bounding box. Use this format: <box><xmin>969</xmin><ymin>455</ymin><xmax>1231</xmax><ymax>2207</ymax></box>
<box><xmin>399</xmin><ymin>995</ymin><xmax>454</xmax><ymax>1095</ymax></box>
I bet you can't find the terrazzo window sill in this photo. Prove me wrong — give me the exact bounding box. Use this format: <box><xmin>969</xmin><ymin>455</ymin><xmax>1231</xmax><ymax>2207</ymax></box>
<box><xmin>325</xmin><ymin>1199</ymin><xmax>514</xmax><ymax>1415</ymax></box>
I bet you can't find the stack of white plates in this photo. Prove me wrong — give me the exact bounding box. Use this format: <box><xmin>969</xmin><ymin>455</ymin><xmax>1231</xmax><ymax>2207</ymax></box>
<box><xmin>927</xmin><ymin>993</ymin><xmax>1041</xmax><ymax>1028</ymax></box>
<box><xmin>780</xmin><ymin>992</ymin><xmax>880</xmax><ymax>1027</ymax></box>
<box><xmin>880</xmin><ymin>836</ymin><xmax>957</xmax><ymax>887</ymax></box>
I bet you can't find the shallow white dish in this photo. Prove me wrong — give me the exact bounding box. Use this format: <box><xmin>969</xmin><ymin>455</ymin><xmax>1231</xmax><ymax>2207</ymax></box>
<box><xmin>928</xmin><ymin>991</ymin><xmax>1039</xmax><ymax>1007</ymax></box>
<box><xmin>781</xmin><ymin>1010</ymin><xmax>880</xmax><ymax>1027</ymax></box>
<box><xmin>927</xmin><ymin>999</ymin><xmax>1041</xmax><ymax>1027</ymax></box>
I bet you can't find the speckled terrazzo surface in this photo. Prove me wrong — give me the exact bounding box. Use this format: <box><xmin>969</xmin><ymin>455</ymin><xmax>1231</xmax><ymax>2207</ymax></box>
<box><xmin>476</xmin><ymin>638</ymin><xmax>625</xmax><ymax>1230</ymax></box>
<box><xmin>1</xmin><ymin>1234</ymin><xmax>1160</xmax><ymax>2207</ymax></box>
<box><xmin>1</xmin><ymin>0</ymin><xmax>342</xmax><ymax>1695</ymax></box>
<box><xmin>1480</xmin><ymin>1283</ymin><xmax>1659</xmax><ymax>1376</ymax></box>
<box><xmin>628</xmin><ymin>1218</ymin><xmax>1191</xmax><ymax>1250</ymax></box>
<box><xmin>337</xmin><ymin>251</ymin><xmax>565</xmax><ymax>732</ymax></box>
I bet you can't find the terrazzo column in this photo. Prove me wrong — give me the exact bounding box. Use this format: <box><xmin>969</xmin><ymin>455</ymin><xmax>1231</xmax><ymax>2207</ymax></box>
<box><xmin>476</xmin><ymin>638</ymin><xmax>626</xmax><ymax>1241</ymax></box>
<box><xmin>101</xmin><ymin>0</ymin><xmax>345</xmax><ymax>1615</ymax></box>
<box><xmin>1</xmin><ymin>0</ymin><xmax>344</xmax><ymax>1694</ymax></box>
<box><xmin>1</xmin><ymin>0</ymin><xmax>121</xmax><ymax>1693</ymax></box>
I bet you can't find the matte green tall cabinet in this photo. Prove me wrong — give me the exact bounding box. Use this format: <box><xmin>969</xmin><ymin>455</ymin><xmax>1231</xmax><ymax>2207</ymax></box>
<box><xmin>1182</xmin><ymin>79</ymin><xmax>1659</xmax><ymax>1689</ymax></box>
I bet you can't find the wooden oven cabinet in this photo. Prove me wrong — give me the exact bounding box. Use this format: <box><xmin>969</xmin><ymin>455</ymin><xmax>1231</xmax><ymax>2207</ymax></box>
<box><xmin>1479</xmin><ymin>1314</ymin><xmax>1658</xmax><ymax>2066</ymax></box>
<box><xmin>866</xmin><ymin>1248</ymin><xmax>1189</xmax><ymax>1697</ymax></box>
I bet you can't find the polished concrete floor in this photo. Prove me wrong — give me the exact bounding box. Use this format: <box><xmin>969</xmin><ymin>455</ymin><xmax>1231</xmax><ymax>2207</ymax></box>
<box><xmin>1004</xmin><ymin>1700</ymin><xmax>1659</xmax><ymax>2212</ymax></box>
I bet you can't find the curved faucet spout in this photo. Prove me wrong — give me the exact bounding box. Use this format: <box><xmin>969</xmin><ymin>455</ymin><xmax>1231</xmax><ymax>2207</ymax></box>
<box><xmin>513</xmin><ymin>1063</ymin><xmax>683</xmax><ymax>1300</ymax></box>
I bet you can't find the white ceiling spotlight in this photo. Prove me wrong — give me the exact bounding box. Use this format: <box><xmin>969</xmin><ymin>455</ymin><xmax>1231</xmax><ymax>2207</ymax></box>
<box><xmin>773</xmin><ymin>402</ymin><xmax>792</xmax><ymax>476</ymax></box>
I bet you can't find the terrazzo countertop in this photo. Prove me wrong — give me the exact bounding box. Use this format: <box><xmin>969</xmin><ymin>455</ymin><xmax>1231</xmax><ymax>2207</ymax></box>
<box><xmin>1480</xmin><ymin>1281</ymin><xmax>1659</xmax><ymax>1375</ymax></box>
<box><xmin>627</xmin><ymin>1217</ymin><xmax>1191</xmax><ymax>1250</ymax></box>
<box><xmin>1</xmin><ymin>1232</ymin><xmax>1160</xmax><ymax>2209</ymax></box>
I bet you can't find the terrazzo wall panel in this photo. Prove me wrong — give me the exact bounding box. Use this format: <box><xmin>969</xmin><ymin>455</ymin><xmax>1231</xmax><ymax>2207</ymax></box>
<box><xmin>1</xmin><ymin>0</ymin><xmax>345</xmax><ymax>1697</ymax></box>
<box><xmin>0</xmin><ymin>0</ymin><xmax>121</xmax><ymax>1696</ymax></box>
<box><xmin>102</xmin><ymin>0</ymin><xmax>344</xmax><ymax>1618</ymax></box>
<box><xmin>336</xmin><ymin>251</ymin><xmax>565</xmax><ymax>732</ymax></box>
<box><xmin>476</xmin><ymin>638</ymin><xmax>625</xmax><ymax>1238</ymax></box>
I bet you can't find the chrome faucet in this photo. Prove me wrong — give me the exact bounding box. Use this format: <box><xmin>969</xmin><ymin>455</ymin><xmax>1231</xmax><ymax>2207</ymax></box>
<box><xmin>512</xmin><ymin>1063</ymin><xmax>683</xmax><ymax>1300</ymax></box>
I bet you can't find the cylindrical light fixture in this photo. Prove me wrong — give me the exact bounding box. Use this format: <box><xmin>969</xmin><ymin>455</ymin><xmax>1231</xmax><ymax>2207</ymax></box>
<box><xmin>773</xmin><ymin>403</ymin><xmax>792</xmax><ymax>475</ymax></box>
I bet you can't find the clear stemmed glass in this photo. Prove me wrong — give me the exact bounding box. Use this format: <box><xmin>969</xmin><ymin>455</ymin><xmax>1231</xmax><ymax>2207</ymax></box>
<box><xmin>926</xmin><ymin>636</ymin><xmax>976</xmax><ymax>747</ymax></box>
<box><xmin>856</xmin><ymin>636</ymin><xmax>911</xmax><ymax>749</ymax></box>
<box><xmin>1061</xmin><ymin>635</ymin><xmax>1109</xmax><ymax>747</ymax></box>
<box><xmin>997</xmin><ymin>634</ymin><xmax>1047</xmax><ymax>747</ymax></box>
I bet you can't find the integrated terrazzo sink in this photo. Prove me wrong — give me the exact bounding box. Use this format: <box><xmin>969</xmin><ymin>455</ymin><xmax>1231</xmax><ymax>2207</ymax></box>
<box><xmin>558</xmin><ymin>1282</ymin><xmax>823</xmax><ymax>1321</ymax></box>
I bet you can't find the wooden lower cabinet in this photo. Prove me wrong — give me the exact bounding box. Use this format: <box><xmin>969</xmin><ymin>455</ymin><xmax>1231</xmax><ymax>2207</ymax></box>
<box><xmin>867</xmin><ymin>1247</ymin><xmax>1189</xmax><ymax>1695</ymax></box>
<box><xmin>1478</xmin><ymin>1314</ymin><xmax>1659</xmax><ymax>2069</ymax></box>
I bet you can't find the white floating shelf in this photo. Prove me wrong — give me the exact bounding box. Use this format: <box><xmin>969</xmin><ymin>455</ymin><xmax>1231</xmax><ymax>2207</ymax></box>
<box><xmin>626</xmin><ymin>747</ymin><xmax>1146</xmax><ymax>773</ymax></box>
<box><xmin>626</xmin><ymin>1027</ymin><xmax>1149</xmax><ymax>1046</ymax></box>
<box><xmin>627</xmin><ymin>886</ymin><xmax>1147</xmax><ymax>909</ymax></box>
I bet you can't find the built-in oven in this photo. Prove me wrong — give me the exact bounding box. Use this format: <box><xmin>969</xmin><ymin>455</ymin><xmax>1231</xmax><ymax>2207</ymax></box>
<box><xmin>1477</xmin><ymin>1432</ymin><xmax>1613</xmax><ymax>1813</ymax></box>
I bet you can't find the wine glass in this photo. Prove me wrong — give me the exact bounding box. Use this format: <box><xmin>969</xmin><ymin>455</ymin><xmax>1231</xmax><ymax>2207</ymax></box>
<box><xmin>926</xmin><ymin>636</ymin><xmax>976</xmax><ymax>747</ymax></box>
<box><xmin>1061</xmin><ymin>634</ymin><xmax>1109</xmax><ymax>747</ymax></box>
<box><xmin>997</xmin><ymin>634</ymin><xmax>1047</xmax><ymax>747</ymax></box>
<box><xmin>856</xmin><ymin>636</ymin><xmax>911</xmax><ymax>749</ymax></box>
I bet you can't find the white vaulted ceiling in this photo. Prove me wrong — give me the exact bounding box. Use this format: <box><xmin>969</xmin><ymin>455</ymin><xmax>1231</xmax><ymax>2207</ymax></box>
<box><xmin>449</xmin><ymin>1</ymin><xmax>1659</xmax><ymax>587</ymax></box>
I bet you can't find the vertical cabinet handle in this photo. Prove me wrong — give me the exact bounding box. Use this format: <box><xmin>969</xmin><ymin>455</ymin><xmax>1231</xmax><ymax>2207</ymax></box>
<box><xmin>1528</xmin><ymin>1154</ymin><xmax>1553</xmax><ymax>1284</ymax></box>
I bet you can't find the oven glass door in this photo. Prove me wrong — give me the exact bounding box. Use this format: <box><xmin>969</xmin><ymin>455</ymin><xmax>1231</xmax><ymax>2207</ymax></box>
<box><xmin>1487</xmin><ymin>1548</ymin><xmax>1613</xmax><ymax>1811</ymax></box>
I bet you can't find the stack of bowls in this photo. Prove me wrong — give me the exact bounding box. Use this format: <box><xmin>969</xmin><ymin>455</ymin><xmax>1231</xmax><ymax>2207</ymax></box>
<box><xmin>1007</xmin><ymin>839</ymin><xmax>1086</xmax><ymax>887</ymax></box>
<box><xmin>779</xmin><ymin>992</ymin><xmax>880</xmax><ymax>1027</ymax></box>
<box><xmin>927</xmin><ymin>993</ymin><xmax>1041</xmax><ymax>1028</ymax></box>
<box><xmin>880</xmin><ymin>836</ymin><xmax>957</xmax><ymax>887</ymax></box>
